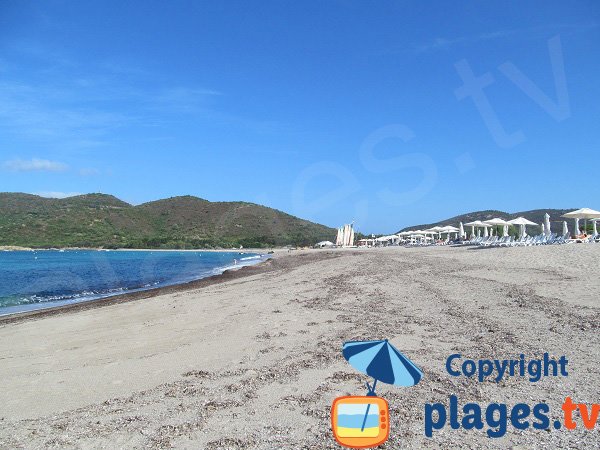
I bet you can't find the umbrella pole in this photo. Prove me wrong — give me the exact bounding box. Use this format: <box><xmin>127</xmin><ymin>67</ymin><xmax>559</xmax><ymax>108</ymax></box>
<box><xmin>360</xmin><ymin>379</ymin><xmax>378</xmax><ymax>432</ymax></box>
<box><xmin>364</xmin><ymin>379</ymin><xmax>378</xmax><ymax>396</ymax></box>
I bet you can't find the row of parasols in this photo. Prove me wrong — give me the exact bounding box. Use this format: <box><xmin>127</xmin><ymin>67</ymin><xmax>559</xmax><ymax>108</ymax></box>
<box><xmin>395</xmin><ymin>207</ymin><xmax>600</xmax><ymax>241</ymax></box>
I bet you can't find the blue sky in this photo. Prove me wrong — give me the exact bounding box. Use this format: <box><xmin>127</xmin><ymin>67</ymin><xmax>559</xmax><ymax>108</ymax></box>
<box><xmin>1</xmin><ymin>1</ymin><xmax>598</xmax><ymax>233</ymax></box>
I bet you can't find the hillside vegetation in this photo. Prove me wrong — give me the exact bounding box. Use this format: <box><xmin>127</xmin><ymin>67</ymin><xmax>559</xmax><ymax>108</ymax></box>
<box><xmin>0</xmin><ymin>193</ymin><xmax>335</xmax><ymax>249</ymax></box>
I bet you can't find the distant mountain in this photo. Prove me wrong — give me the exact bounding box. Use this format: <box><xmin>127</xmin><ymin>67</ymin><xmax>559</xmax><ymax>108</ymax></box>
<box><xmin>0</xmin><ymin>193</ymin><xmax>335</xmax><ymax>249</ymax></box>
<box><xmin>398</xmin><ymin>208</ymin><xmax>578</xmax><ymax>235</ymax></box>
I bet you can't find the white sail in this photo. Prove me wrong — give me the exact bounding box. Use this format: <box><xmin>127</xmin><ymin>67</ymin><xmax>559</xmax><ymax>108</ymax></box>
<box><xmin>335</xmin><ymin>223</ymin><xmax>355</xmax><ymax>247</ymax></box>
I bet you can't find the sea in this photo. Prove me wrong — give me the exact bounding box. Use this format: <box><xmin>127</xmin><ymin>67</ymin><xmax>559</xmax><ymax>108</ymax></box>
<box><xmin>0</xmin><ymin>250</ymin><xmax>268</xmax><ymax>316</ymax></box>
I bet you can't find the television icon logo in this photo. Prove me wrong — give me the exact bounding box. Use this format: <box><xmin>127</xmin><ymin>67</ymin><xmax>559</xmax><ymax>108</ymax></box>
<box><xmin>331</xmin><ymin>396</ymin><xmax>390</xmax><ymax>449</ymax></box>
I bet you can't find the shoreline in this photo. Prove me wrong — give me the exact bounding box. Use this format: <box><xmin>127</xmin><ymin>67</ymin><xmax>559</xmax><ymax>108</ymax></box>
<box><xmin>0</xmin><ymin>246</ymin><xmax>282</xmax><ymax>252</ymax></box>
<box><xmin>0</xmin><ymin>253</ymin><xmax>282</xmax><ymax>325</ymax></box>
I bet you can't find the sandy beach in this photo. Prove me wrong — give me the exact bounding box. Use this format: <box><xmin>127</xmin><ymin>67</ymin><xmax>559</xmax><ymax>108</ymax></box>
<box><xmin>0</xmin><ymin>245</ymin><xmax>598</xmax><ymax>448</ymax></box>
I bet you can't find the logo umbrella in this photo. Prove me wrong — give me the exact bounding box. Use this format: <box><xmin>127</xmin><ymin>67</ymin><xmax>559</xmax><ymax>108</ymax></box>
<box><xmin>343</xmin><ymin>339</ymin><xmax>423</xmax><ymax>387</ymax></box>
<box><xmin>343</xmin><ymin>339</ymin><xmax>423</xmax><ymax>432</ymax></box>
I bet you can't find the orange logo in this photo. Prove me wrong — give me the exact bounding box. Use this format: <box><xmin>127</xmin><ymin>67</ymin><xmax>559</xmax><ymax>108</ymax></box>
<box><xmin>331</xmin><ymin>396</ymin><xmax>390</xmax><ymax>448</ymax></box>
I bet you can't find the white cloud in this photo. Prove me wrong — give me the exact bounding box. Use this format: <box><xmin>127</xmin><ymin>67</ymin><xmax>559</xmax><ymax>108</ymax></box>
<box><xmin>3</xmin><ymin>158</ymin><xmax>69</xmax><ymax>172</ymax></box>
<box><xmin>33</xmin><ymin>191</ymin><xmax>82</xmax><ymax>199</ymax></box>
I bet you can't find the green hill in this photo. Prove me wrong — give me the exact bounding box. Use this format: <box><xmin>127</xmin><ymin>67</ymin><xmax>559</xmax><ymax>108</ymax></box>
<box><xmin>0</xmin><ymin>193</ymin><xmax>335</xmax><ymax>249</ymax></box>
<box><xmin>398</xmin><ymin>208</ymin><xmax>578</xmax><ymax>235</ymax></box>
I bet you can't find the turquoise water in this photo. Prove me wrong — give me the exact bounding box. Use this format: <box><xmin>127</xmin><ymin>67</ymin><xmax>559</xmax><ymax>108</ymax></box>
<box><xmin>0</xmin><ymin>250</ymin><xmax>266</xmax><ymax>316</ymax></box>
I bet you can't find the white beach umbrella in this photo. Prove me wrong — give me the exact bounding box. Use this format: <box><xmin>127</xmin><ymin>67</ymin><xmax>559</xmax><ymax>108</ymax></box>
<box><xmin>439</xmin><ymin>226</ymin><xmax>459</xmax><ymax>236</ymax></box>
<box><xmin>483</xmin><ymin>226</ymin><xmax>488</xmax><ymax>237</ymax></box>
<box><xmin>464</xmin><ymin>220</ymin><xmax>487</xmax><ymax>227</ymax></box>
<box><xmin>439</xmin><ymin>225</ymin><xmax>459</xmax><ymax>240</ymax></box>
<box><xmin>562</xmin><ymin>208</ymin><xmax>600</xmax><ymax>236</ymax></box>
<box><xmin>409</xmin><ymin>230</ymin><xmax>424</xmax><ymax>241</ymax></box>
<box><xmin>575</xmin><ymin>218</ymin><xmax>580</xmax><ymax>235</ymax></box>
<box><xmin>427</xmin><ymin>226</ymin><xmax>445</xmax><ymax>239</ymax></box>
<box><xmin>508</xmin><ymin>217</ymin><xmax>537</xmax><ymax>226</ymax></box>
<box><xmin>459</xmin><ymin>222</ymin><xmax>465</xmax><ymax>238</ymax></box>
<box><xmin>562</xmin><ymin>208</ymin><xmax>600</xmax><ymax>219</ymax></box>
<box><xmin>424</xmin><ymin>227</ymin><xmax>439</xmax><ymax>238</ymax></box>
<box><xmin>409</xmin><ymin>233</ymin><xmax>426</xmax><ymax>243</ymax></box>
<box><xmin>441</xmin><ymin>225</ymin><xmax>459</xmax><ymax>232</ymax></box>
<box><xmin>509</xmin><ymin>217</ymin><xmax>535</xmax><ymax>238</ymax></box>
<box><xmin>562</xmin><ymin>221</ymin><xmax>569</xmax><ymax>237</ymax></box>
<box><xmin>543</xmin><ymin>213</ymin><xmax>551</xmax><ymax>236</ymax></box>
<box><xmin>484</xmin><ymin>218</ymin><xmax>511</xmax><ymax>237</ymax></box>
<box><xmin>464</xmin><ymin>220</ymin><xmax>487</xmax><ymax>238</ymax></box>
<box><xmin>593</xmin><ymin>219</ymin><xmax>598</xmax><ymax>236</ymax></box>
<box><xmin>484</xmin><ymin>218</ymin><xmax>510</xmax><ymax>226</ymax></box>
<box><xmin>440</xmin><ymin>225</ymin><xmax>460</xmax><ymax>232</ymax></box>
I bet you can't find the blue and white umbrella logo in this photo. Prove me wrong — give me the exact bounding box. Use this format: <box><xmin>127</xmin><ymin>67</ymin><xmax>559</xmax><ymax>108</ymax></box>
<box><xmin>340</xmin><ymin>339</ymin><xmax>423</xmax><ymax>436</ymax></box>
<box><xmin>343</xmin><ymin>339</ymin><xmax>423</xmax><ymax>391</ymax></box>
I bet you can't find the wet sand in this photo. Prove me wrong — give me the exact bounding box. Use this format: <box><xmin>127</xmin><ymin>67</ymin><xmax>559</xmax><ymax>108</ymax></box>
<box><xmin>0</xmin><ymin>245</ymin><xmax>598</xmax><ymax>448</ymax></box>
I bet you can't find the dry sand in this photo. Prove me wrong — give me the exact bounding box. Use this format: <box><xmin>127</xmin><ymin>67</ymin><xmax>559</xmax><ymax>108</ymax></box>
<box><xmin>0</xmin><ymin>244</ymin><xmax>598</xmax><ymax>449</ymax></box>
